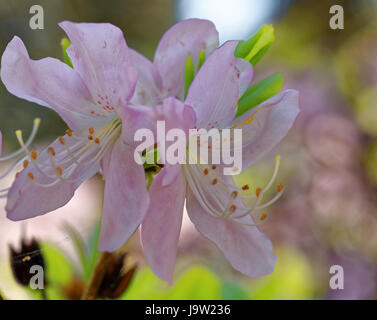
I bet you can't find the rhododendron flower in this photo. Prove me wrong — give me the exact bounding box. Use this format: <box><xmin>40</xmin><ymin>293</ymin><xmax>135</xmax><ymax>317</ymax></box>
<box><xmin>0</xmin><ymin>22</ymin><xmax>149</xmax><ymax>250</ymax></box>
<box><xmin>127</xmin><ymin>41</ymin><xmax>299</xmax><ymax>283</ymax></box>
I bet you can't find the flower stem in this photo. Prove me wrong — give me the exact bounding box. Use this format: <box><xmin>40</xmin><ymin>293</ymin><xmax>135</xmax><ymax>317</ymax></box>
<box><xmin>81</xmin><ymin>252</ymin><xmax>111</xmax><ymax>300</ymax></box>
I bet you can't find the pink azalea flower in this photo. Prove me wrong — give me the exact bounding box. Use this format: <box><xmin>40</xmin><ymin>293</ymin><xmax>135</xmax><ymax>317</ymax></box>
<box><xmin>128</xmin><ymin>41</ymin><xmax>300</xmax><ymax>283</ymax></box>
<box><xmin>0</xmin><ymin>22</ymin><xmax>149</xmax><ymax>251</ymax></box>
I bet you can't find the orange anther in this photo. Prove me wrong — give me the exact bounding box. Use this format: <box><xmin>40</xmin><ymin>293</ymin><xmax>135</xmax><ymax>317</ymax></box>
<box><xmin>229</xmin><ymin>204</ymin><xmax>237</xmax><ymax>213</ymax></box>
<box><xmin>22</xmin><ymin>256</ymin><xmax>31</xmax><ymax>262</ymax></box>
<box><xmin>95</xmin><ymin>138</ymin><xmax>100</xmax><ymax>144</ymax></box>
<box><xmin>23</xmin><ymin>160</ymin><xmax>29</xmax><ymax>169</ymax></box>
<box><xmin>212</xmin><ymin>178</ymin><xmax>218</xmax><ymax>185</ymax></box>
<box><xmin>260</xmin><ymin>213</ymin><xmax>268</xmax><ymax>221</ymax></box>
<box><xmin>48</xmin><ymin>147</ymin><xmax>56</xmax><ymax>156</ymax></box>
<box><xmin>31</xmin><ymin>151</ymin><xmax>37</xmax><ymax>160</ymax></box>
<box><xmin>211</xmin><ymin>165</ymin><xmax>217</xmax><ymax>170</ymax></box>
<box><xmin>89</xmin><ymin>128</ymin><xmax>94</xmax><ymax>134</ymax></box>
<box><xmin>277</xmin><ymin>184</ymin><xmax>283</xmax><ymax>192</ymax></box>
<box><xmin>242</xmin><ymin>184</ymin><xmax>249</xmax><ymax>190</ymax></box>
<box><xmin>231</xmin><ymin>191</ymin><xmax>238</xmax><ymax>198</ymax></box>
<box><xmin>256</xmin><ymin>187</ymin><xmax>262</xmax><ymax>197</ymax></box>
<box><xmin>59</xmin><ymin>137</ymin><xmax>65</xmax><ymax>145</ymax></box>
<box><xmin>66</xmin><ymin>129</ymin><xmax>73</xmax><ymax>136</ymax></box>
<box><xmin>204</xmin><ymin>168</ymin><xmax>209</xmax><ymax>175</ymax></box>
<box><xmin>88</xmin><ymin>135</ymin><xmax>93</xmax><ymax>140</ymax></box>
<box><xmin>57</xmin><ymin>167</ymin><xmax>63</xmax><ymax>176</ymax></box>
<box><xmin>27</xmin><ymin>172</ymin><xmax>34</xmax><ymax>180</ymax></box>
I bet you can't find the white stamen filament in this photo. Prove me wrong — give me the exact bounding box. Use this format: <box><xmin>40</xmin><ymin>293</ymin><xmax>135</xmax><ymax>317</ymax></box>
<box><xmin>0</xmin><ymin>118</ymin><xmax>40</xmax><ymax>162</ymax></box>
<box><xmin>0</xmin><ymin>119</ymin><xmax>41</xmax><ymax>196</ymax></box>
<box><xmin>24</xmin><ymin>118</ymin><xmax>122</xmax><ymax>188</ymax></box>
<box><xmin>185</xmin><ymin>155</ymin><xmax>284</xmax><ymax>226</ymax></box>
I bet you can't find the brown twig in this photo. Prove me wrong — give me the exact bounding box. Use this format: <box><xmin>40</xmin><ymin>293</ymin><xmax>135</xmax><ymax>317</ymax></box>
<box><xmin>81</xmin><ymin>252</ymin><xmax>111</xmax><ymax>300</ymax></box>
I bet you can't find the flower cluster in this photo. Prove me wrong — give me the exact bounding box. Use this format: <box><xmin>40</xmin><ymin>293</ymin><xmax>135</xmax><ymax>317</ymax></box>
<box><xmin>0</xmin><ymin>19</ymin><xmax>299</xmax><ymax>283</ymax></box>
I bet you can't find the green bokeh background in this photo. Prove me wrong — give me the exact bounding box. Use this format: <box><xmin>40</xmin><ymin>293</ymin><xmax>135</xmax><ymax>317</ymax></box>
<box><xmin>1</xmin><ymin>0</ymin><xmax>377</xmax><ymax>300</ymax></box>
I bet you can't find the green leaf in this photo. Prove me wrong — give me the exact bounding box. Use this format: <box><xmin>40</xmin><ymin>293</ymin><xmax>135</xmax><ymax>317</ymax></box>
<box><xmin>235</xmin><ymin>25</ymin><xmax>275</xmax><ymax>66</ymax></box>
<box><xmin>62</xmin><ymin>223</ymin><xmax>87</xmax><ymax>277</ymax></box>
<box><xmin>236</xmin><ymin>72</ymin><xmax>284</xmax><ymax>117</ymax></box>
<box><xmin>184</xmin><ymin>54</ymin><xmax>195</xmax><ymax>99</ymax></box>
<box><xmin>221</xmin><ymin>282</ymin><xmax>248</xmax><ymax>300</ymax></box>
<box><xmin>40</xmin><ymin>243</ymin><xmax>74</xmax><ymax>286</ymax></box>
<box><xmin>83</xmin><ymin>223</ymin><xmax>101</xmax><ymax>282</ymax></box>
<box><xmin>122</xmin><ymin>265</ymin><xmax>221</xmax><ymax>300</ymax></box>
<box><xmin>247</xmin><ymin>247</ymin><xmax>315</xmax><ymax>299</ymax></box>
<box><xmin>60</xmin><ymin>37</ymin><xmax>73</xmax><ymax>68</ymax></box>
<box><xmin>165</xmin><ymin>266</ymin><xmax>221</xmax><ymax>299</ymax></box>
<box><xmin>197</xmin><ymin>49</ymin><xmax>206</xmax><ymax>70</ymax></box>
<box><xmin>28</xmin><ymin>243</ymin><xmax>75</xmax><ymax>300</ymax></box>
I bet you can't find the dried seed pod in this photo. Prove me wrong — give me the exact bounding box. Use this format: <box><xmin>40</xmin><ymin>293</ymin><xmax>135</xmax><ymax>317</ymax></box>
<box><xmin>9</xmin><ymin>238</ymin><xmax>46</xmax><ymax>287</ymax></box>
<box><xmin>97</xmin><ymin>252</ymin><xmax>137</xmax><ymax>299</ymax></box>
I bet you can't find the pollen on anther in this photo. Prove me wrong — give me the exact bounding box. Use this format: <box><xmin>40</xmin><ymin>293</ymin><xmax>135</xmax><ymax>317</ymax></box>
<box><xmin>229</xmin><ymin>204</ymin><xmax>237</xmax><ymax>213</ymax></box>
<box><xmin>95</xmin><ymin>138</ymin><xmax>100</xmax><ymax>144</ymax></box>
<box><xmin>277</xmin><ymin>184</ymin><xmax>283</xmax><ymax>192</ymax></box>
<box><xmin>204</xmin><ymin>168</ymin><xmax>209</xmax><ymax>175</ymax></box>
<box><xmin>212</xmin><ymin>178</ymin><xmax>218</xmax><ymax>185</ymax></box>
<box><xmin>242</xmin><ymin>184</ymin><xmax>249</xmax><ymax>190</ymax></box>
<box><xmin>23</xmin><ymin>160</ymin><xmax>29</xmax><ymax>169</ymax></box>
<box><xmin>31</xmin><ymin>151</ymin><xmax>37</xmax><ymax>160</ymax></box>
<box><xmin>48</xmin><ymin>147</ymin><xmax>56</xmax><ymax>156</ymax></box>
<box><xmin>59</xmin><ymin>137</ymin><xmax>65</xmax><ymax>145</ymax></box>
<box><xmin>211</xmin><ymin>165</ymin><xmax>217</xmax><ymax>170</ymax></box>
<box><xmin>260</xmin><ymin>213</ymin><xmax>268</xmax><ymax>221</ymax></box>
<box><xmin>22</xmin><ymin>256</ymin><xmax>31</xmax><ymax>262</ymax></box>
<box><xmin>27</xmin><ymin>172</ymin><xmax>34</xmax><ymax>180</ymax></box>
<box><xmin>66</xmin><ymin>129</ymin><xmax>73</xmax><ymax>137</ymax></box>
<box><xmin>256</xmin><ymin>187</ymin><xmax>262</xmax><ymax>197</ymax></box>
<box><xmin>88</xmin><ymin>135</ymin><xmax>93</xmax><ymax>140</ymax></box>
<box><xmin>57</xmin><ymin>167</ymin><xmax>63</xmax><ymax>176</ymax></box>
<box><xmin>89</xmin><ymin>128</ymin><xmax>94</xmax><ymax>134</ymax></box>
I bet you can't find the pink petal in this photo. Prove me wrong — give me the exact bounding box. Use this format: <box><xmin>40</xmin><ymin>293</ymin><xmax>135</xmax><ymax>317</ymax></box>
<box><xmin>186</xmin><ymin>188</ymin><xmax>277</xmax><ymax>277</ymax></box>
<box><xmin>6</xmin><ymin>134</ymin><xmax>100</xmax><ymax>221</ymax></box>
<box><xmin>141</xmin><ymin>166</ymin><xmax>186</xmax><ymax>284</ymax></box>
<box><xmin>232</xmin><ymin>90</ymin><xmax>300</xmax><ymax>169</ymax></box>
<box><xmin>121</xmin><ymin>97</ymin><xmax>196</xmax><ymax>159</ymax></box>
<box><xmin>154</xmin><ymin>18</ymin><xmax>219</xmax><ymax>99</ymax></box>
<box><xmin>129</xmin><ymin>49</ymin><xmax>163</xmax><ymax>106</ymax></box>
<box><xmin>59</xmin><ymin>21</ymin><xmax>137</xmax><ymax>112</ymax></box>
<box><xmin>237</xmin><ymin>58</ymin><xmax>254</xmax><ymax>97</ymax></box>
<box><xmin>0</xmin><ymin>37</ymin><xmax>101</xmax><ymax>131</ymax></box>
<box><xmin>186</xmin><ymin>41</ymin><xmax>252</xmax><ymax>129</ymax></box>
<box><xmin>98</xmin><ymin>138</ymin><xmax>149</xmax><ymax>252</ymax></box>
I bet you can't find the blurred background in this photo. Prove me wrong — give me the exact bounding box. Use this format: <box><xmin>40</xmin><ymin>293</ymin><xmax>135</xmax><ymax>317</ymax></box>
<box><xmin>0</xmin><ymin>0</ymin><xmax>377</xmax><ymax>299</ymax></box>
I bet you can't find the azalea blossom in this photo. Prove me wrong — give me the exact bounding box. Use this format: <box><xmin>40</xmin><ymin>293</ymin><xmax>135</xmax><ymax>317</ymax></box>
<box><xmin>127</xmin><ymin>41</ymin><xmax>300</xmax><ymax>283</ymax></box>
<box><xmin>0</xmin><ymin>22</ymin><xmax>149</xmax><ymax>250</ymax></box>
<box><xmin>0</xmin><ymin>19</ymin><xmax>223</xmax><ymax>253</ymax></box>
